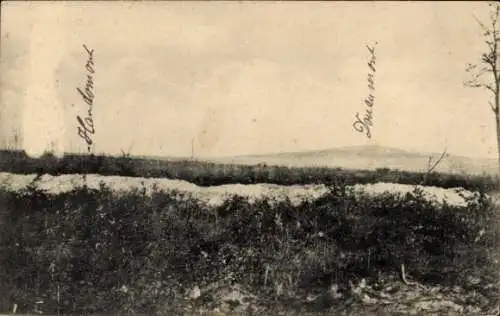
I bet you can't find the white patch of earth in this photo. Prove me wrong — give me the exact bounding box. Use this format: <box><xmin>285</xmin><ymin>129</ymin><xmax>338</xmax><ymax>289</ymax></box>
<box><xmin>0</xmin><ymin>172</ymin><xmax>482</xmax><ymax>208</ymax></box>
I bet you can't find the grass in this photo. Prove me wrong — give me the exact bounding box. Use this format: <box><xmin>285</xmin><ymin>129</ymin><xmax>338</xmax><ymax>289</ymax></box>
<box><xmin>0</xmin><ymin>149</ymin><xmax>498</xmax><ymax>192</ymax></box>
<box><xmin>0</xmin><ymin>180</ymin><xmax>498</xmax><ymax>315</ymax></box>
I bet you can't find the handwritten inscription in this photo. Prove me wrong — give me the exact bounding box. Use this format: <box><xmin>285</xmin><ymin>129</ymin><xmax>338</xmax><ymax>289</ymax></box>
<box><xmin>353</xmin><ymin>42</ymin><xmax>378</xmax><ymax>139</ymax></box>
<box><xmin>75</xmin><ymin>44</ymin><xmax>95</xmax><ymax>153</ymax></box>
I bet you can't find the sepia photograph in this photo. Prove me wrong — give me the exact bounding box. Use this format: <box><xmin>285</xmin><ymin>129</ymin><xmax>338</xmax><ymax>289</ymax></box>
<box><xmin>1</xmin><ymin>1</ymin><xmax>499</xmax><ymax>315</ymax></box>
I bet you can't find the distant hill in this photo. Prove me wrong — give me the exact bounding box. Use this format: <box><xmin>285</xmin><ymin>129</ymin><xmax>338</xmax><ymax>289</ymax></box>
<box><xmin>207</xmin><ymin>145</ymin><xmax>498</xmax><ymax>175</ymax></box>
<box><xmin>0</xmin><ymin>147</ymin><xmax>497</xmax><ymax>191</ymax></box>
<box><xmin>0</xmin><ymin>145</ymin><xmax>497</xmax><ymax>178</ymax></box>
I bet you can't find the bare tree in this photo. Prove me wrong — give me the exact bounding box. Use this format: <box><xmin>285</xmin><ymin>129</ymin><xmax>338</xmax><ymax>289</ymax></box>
<box><xmin>399</xmin><ymin>149</ymin><xmax>448</xmax><ymax>286</ymax></box>
<box><xmin>465</xmin><ymin>2</ymin><xmax>500</xmax><ymax>174</ymax></box>
<box><xmin>420</xmin><ymin>149</ymin><xmax>448</xmax><ymax>186</ymax></box>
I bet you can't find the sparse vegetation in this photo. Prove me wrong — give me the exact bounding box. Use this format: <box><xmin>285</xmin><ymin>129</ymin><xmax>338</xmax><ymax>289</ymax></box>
<box><xmin>0</xmin><ymin>148</ymin><xmax>498</xmax><ymax>314</ymax></box>
<box><xmin>0</xmin><ymin>149</ymin><xmax>498</xmax><ymax>192</ymax></box>
<box><xmin>0</xmin><ymin>180</ymin><xmax>498</xmax><ymax>315</ymax></box>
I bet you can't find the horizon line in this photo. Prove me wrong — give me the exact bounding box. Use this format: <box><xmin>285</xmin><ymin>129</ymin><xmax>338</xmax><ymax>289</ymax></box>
<box><xmin>0</xmin><ymin>144</ymin><xmax>496</xmax><ymax>162</ymax></box>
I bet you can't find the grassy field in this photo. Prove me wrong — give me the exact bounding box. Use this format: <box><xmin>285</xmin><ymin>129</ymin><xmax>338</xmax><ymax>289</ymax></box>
<box><xmin>0</xmin><ymin>170</ymin><xmax>498</xmax><ymax>315</ymax></box>
<box><xmin>0</xmin><ymin>149</ymin><xmax>498</xmax><ymax>191</ymax></box>
<box><xmin>0</xmin><ymin>149</ymin><xmax>499</xmax><ymax>314</ymax></box>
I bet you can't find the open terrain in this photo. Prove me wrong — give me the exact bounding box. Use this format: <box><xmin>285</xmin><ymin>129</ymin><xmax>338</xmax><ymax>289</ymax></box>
<box><xmin>207</xmin><ymin>145</ymin><xmax>498</xmax><ymax>175</ymax></box>
<box><xmin>0</xmin><ymin>146</ymin><xmax>497</xmax><ymax>191</ymax></box>
<box><xmin>0</xmin><ymin>148</ymin><xmax>498</xmax><ymax>315</ymax></box>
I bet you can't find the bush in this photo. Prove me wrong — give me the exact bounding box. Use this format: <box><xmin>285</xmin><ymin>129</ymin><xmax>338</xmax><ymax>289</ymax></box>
<box><xmin>0</xmin><ymin>149</ymin><xmax>498</xmax><ymax>192</ymax></box>
<box><xmin>0</xmin><ymin>183</ymin><xmax>497</xmax><ymax>314</ymax></box>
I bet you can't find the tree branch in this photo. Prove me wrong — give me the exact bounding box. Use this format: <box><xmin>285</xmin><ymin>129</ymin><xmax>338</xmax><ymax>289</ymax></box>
<box><xmin>464</xmin><ymin>80</ymin><xmax>497</xmax><ymax>95</ymax></box>
<box><xmin>420</xmin><ymin>149</ymin><xmax>448</xmax><ymax>186</ymax></box>
<box><xmin>426</xmin><ymin>156</ymin><xmax>432</xmax><ymax>170</ymax></box>
<box><xmin>472</xmin><ymin>13</ymin><xmax>488</xmax><ymax>32</ymax></box>
<box><xmin>481</xmin><ymin>66</ymin><xmax>493</xmax><ymax>73</ymax></box>
<box><xmin>466</xmin><ymin>63</ymin><xmax>477</xmax><ymax>72</ymax></box>
<box><xmin>489</xmin><ymin>100</ymin><xmax>497</xmax><ymax>113</ymax></box>
<box><xmin>428</xmin><ymin>149</ymin><xmax>448</xmax><ymax>174</ymax></box>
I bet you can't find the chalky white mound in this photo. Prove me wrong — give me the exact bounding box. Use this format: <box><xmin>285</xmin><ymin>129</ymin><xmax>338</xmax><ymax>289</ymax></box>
<box><xmin>351</xmin><ymin>182</ymin><xmax>480</xmax><ymax>208</ymax></box>
<box><xmin>0</xmin><ymin>172</ymin><xmax>480</xmax><ymax>208</ymax></box>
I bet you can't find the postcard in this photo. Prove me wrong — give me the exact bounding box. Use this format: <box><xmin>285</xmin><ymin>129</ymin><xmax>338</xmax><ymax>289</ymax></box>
<box><xmin>1</xmin><ymin>2</ymin><xmax>498</xmax><ymax>315</ymax></box>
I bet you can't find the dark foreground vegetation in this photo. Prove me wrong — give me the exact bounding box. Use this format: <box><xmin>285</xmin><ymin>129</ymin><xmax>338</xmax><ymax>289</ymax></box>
<box><xmin>0</xmin><ymin>183</ymin><xmax>498</xmax><ymax>315</ymax></box>
<box><xmin>0</xmin><ymin>149</ymin><xmax>498</xmax><ymax>192</ymax></box>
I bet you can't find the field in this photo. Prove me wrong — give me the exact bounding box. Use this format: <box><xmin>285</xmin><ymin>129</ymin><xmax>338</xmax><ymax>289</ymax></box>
<box><xmin>0</xmin><ymin>149</ymin><xmax>499</xmax><ymax>315</ymax></box>
<box><xmin>0</xmin><ymin>149</ymin><xmax>498</xmax><ymax>191</ymax></box>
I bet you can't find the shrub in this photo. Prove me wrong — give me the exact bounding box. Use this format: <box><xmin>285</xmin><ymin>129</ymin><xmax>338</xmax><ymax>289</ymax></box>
<box><xmin>0</xmin><ymin>182</ymin><xmax>497</xmax><ymax>314</ymax></box>
<box><xmin>0</xmin><ymin>149</ymin><xmax>498</xmax><ymax>192</ymax></box>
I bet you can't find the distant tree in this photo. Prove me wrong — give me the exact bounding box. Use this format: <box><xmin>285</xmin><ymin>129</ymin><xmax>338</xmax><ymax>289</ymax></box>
<box><xmin>12</xmin><ymin>129</ymin><xmax>20</xmax><ymax>149</ymax></box>
<box><xmin>420</xmin><ymin>149</ymin><xmax>448</xmax><ymax>185</ymax></box>
<box><xmin>465</xmin><ymin>2</ymin><xmax>500</xmax><ymax>174</ymax></box>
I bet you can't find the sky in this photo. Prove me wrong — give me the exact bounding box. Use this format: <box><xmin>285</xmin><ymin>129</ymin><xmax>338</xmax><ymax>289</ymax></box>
<box><xmin>0</xmin><ymin>1</ymin><xmax>497</xmax><ymax>159</ymax></box>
